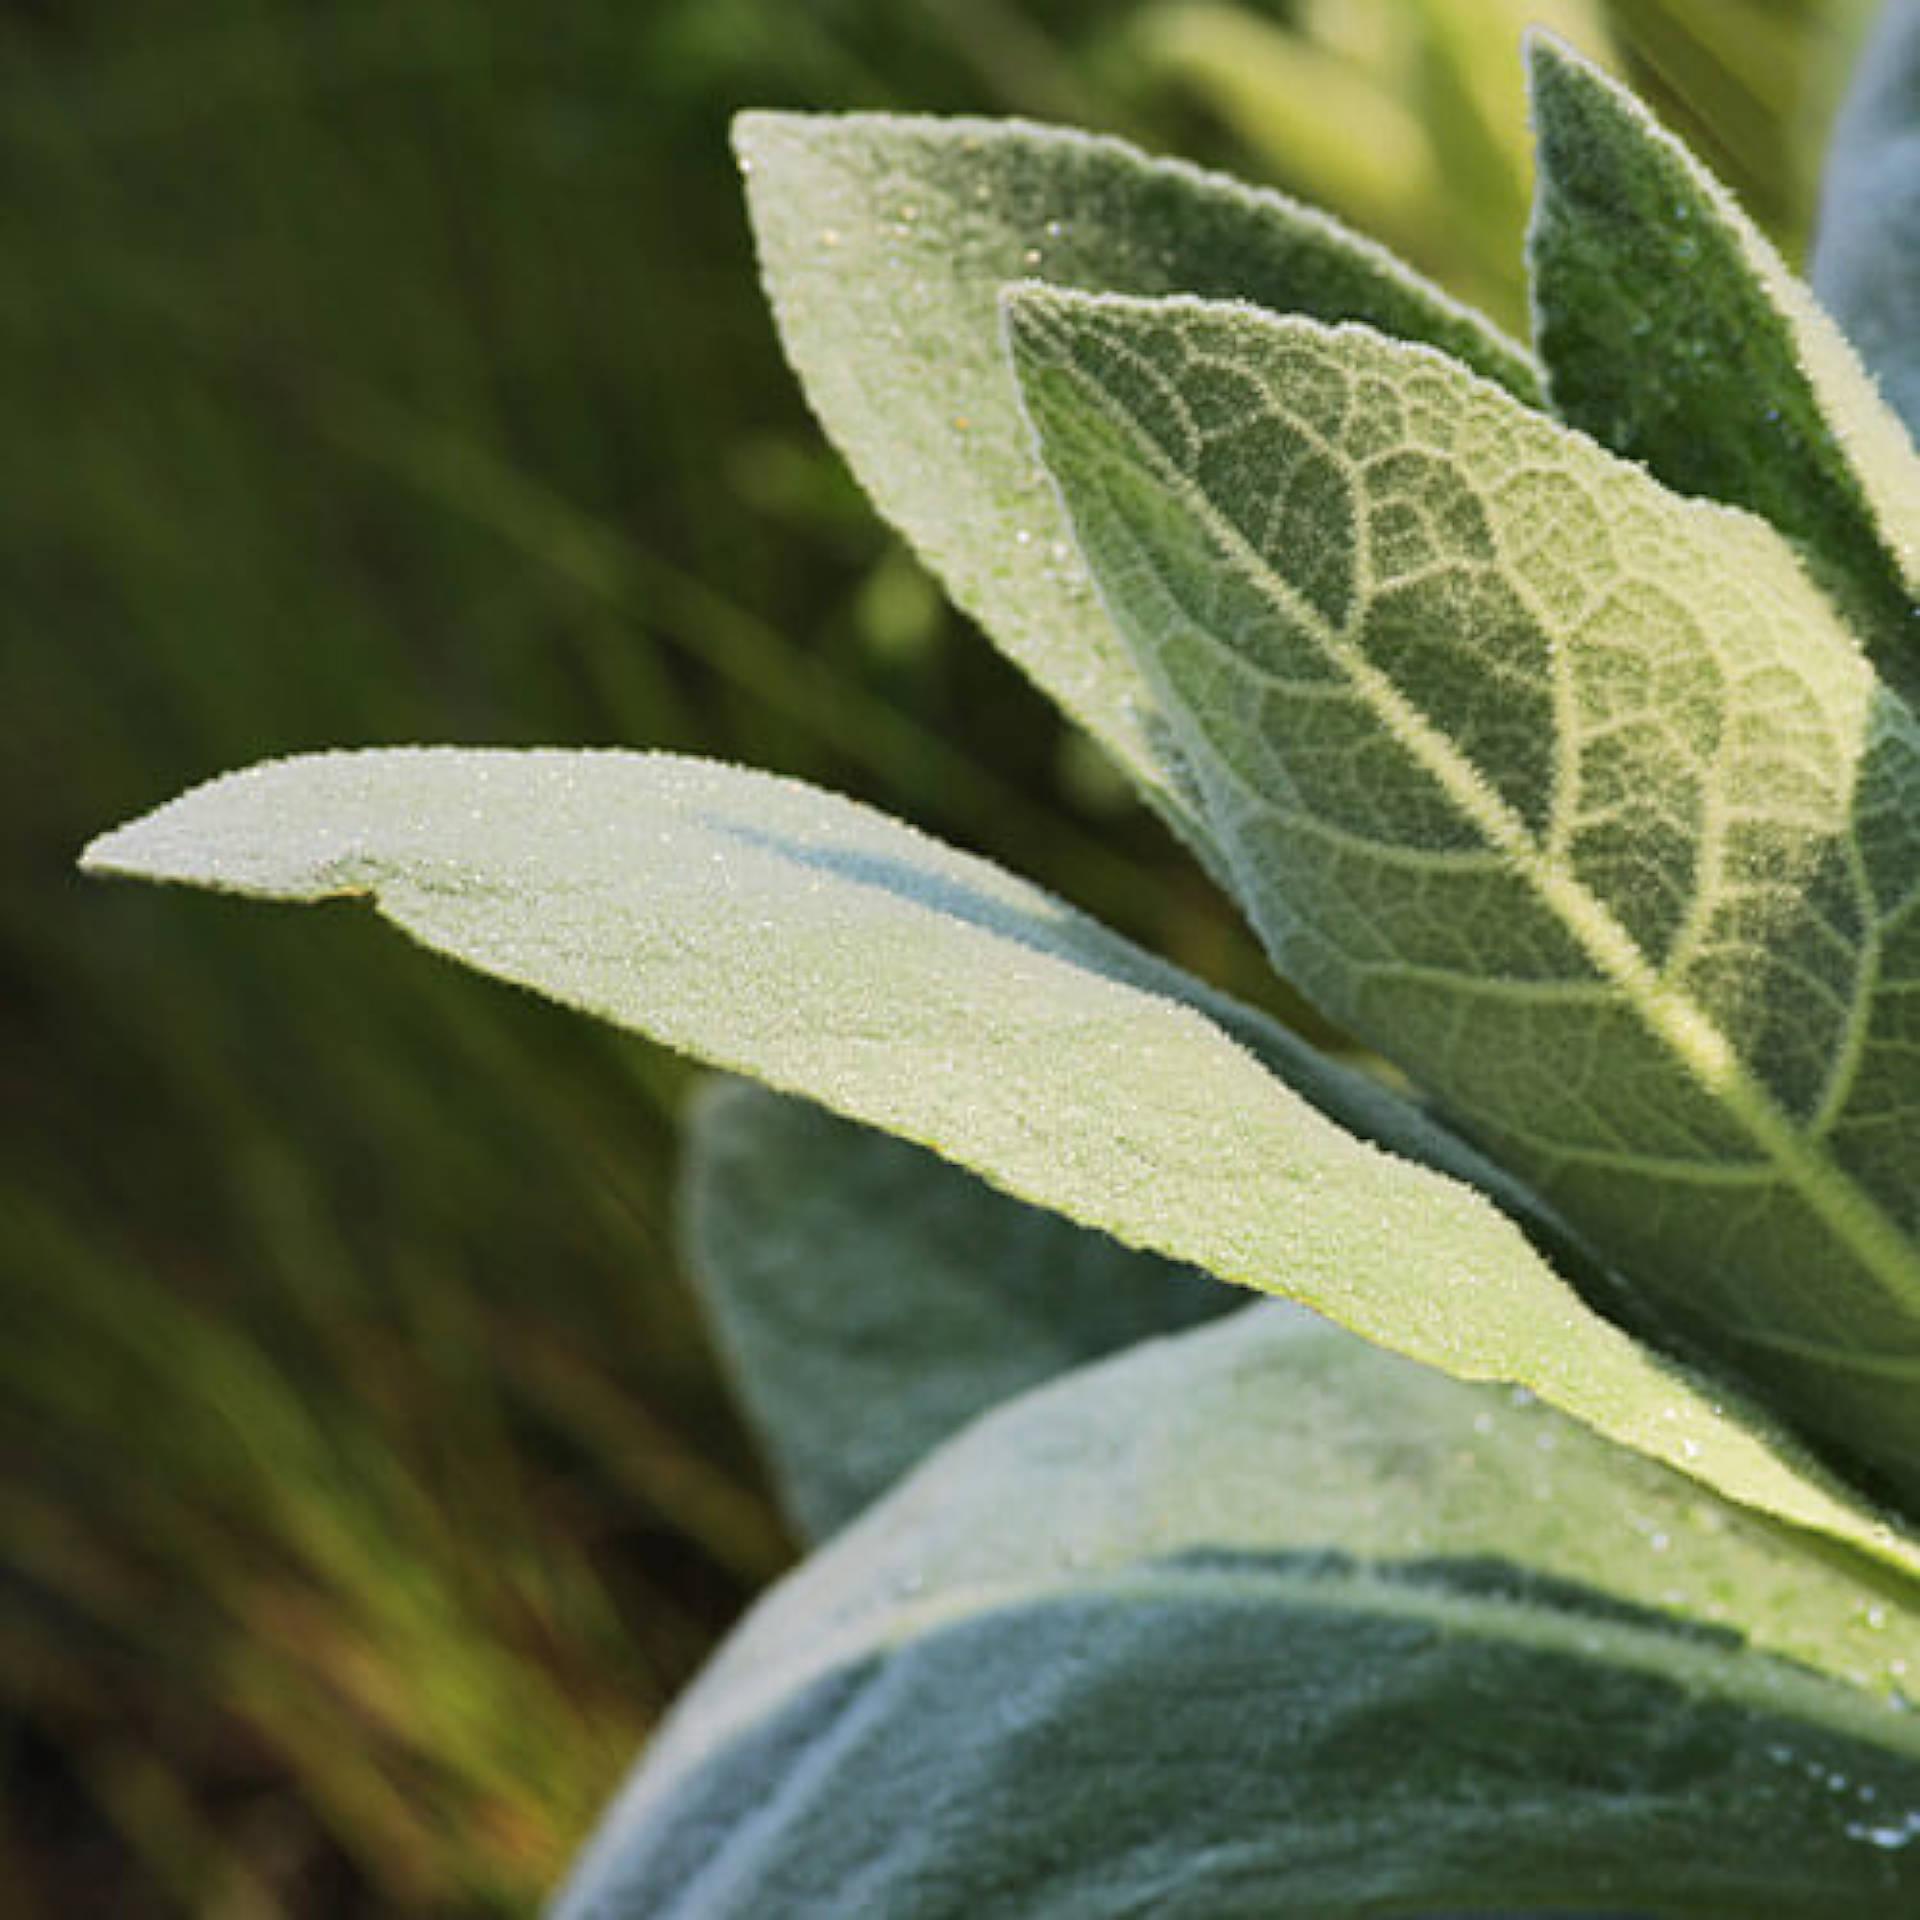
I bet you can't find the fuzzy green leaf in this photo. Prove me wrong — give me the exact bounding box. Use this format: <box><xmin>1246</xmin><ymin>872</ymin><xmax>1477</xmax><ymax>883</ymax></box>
<box><xmin>557</xmin><ymin>1310</ymin><xmax>1920</xmax><ymax>1918</ymax></box>
<box><xmin>82</xmin><ymin>749</ymin><xmax>1920</xmax><ymax>1575</ymax></box>
<box><xmin>1814</xmin><ymin>0</ymin><xmax>1920</xmax><ymax>437</ymax></box>
<box><xmin>1526</xmin><ymin>34</ymin><xmax>1920</xmax><ymax>704</ymax></box>
<box><xmin>736</xmin><ymin>110</ymin><xmax>1536</xmax><ymax>869</ymax></box>
<box><xmin>1007</xmin><ymin>288</ymin><xmax>1920</xmax><ymax>1507</ymax></box>
<box><xmin>684</xmin><ymin>1078</ymin><xmax>1235</xmax><ymax>1542</ymax></box>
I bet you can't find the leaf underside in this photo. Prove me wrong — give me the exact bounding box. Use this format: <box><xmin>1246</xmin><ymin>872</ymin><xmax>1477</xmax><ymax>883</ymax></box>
<box><xmin>556</xmin><ymin>1310</ymin><xmax>1920</xmax><ymax>1919</ymax></box>
<box><xmin>684</xmin><ymin>1079</ymin><xmax>1237</xmax><ymax>1542</ymax></box>
<box><xmin>80</xmin><ymin>750</ymin><xmax>1920</xmax><ymax>1578</ymax></box>
<box><xmin>1007</xmin><ymin>287</ymin><xmax>1920</xmax><ymax>1509</ymax></box>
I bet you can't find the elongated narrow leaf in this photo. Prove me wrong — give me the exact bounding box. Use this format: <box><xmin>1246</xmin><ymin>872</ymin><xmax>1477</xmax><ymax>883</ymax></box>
<box><xmin>1526</xmin><ymin>35</ymin><xmax>1920</xmax><ymax>701</ymax></box>
<box><xmin>1007</xmin><ymin>288</ymin><xmax>1920</xmax><ymax>1508</ymax></box>
<box><xmin>736</xmin><ymin>110</ymin><xmax>1536</xmax><ymax>868</ymax></box>
<box><xmin>1814</xmin><ymin>0</ymin><xmax>1920</xmax><ymax>436</ymax></box>
<box><xmin>685</xmin><ymin>1078</ymin><xmax>1235</xmax><ymax>1542</ymax></box>
<box><xmin>83</xmin><ymin>749</ymin><xmax>1920</xmax><ymax>1574</ymax></box>
<box><xmin>558</xmin><ymin>1310</ymin><xmax>1920</xmax><ymax>1918</ymax></box>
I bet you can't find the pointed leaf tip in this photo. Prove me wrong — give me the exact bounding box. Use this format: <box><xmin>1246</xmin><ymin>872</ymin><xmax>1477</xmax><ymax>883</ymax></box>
<box><xmin>1525</xmin><ymin>24</ymin><xmax>1920</xmax><ymax>700</ymax></box>
<box><xmin>76</xmin><ymin>754</ymin><xmax>410</xmax><ymax>902</ymax></box>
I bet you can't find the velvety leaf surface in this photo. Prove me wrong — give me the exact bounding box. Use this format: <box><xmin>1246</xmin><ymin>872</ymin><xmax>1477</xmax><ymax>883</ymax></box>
<box><xmin>1814</xmin><ymin>0</ymin><xmax>1920</xmax><ymax>437</ymax></box>
<box><xmin>1008</xmin><ymin>289</ymin><xmax>1920</xmax><ymax>1506</ymax></box>
<box><xmin>736</xmin><ymin>110</ymin><xmax>1536</xmax><ymax>865</ymax></box>
<box><xmin>1527</xmin><ymin>35</ymin><xmax>1920</xmax><ymax>704</ymax></box>
<box><xmin>684</xmin><ymin>1078</ymin><xmax>1235</xmax><ymax>1542</ymax></box>
<box><xmin>556</xmin><ymin>1309</ymin><xmax>1920</xmax><ymax>1918</ymax></box>
<box><xmin>82</xmin><ymin>749</ymin><xmax>1920</xmax><ymax>1574</ymax></box>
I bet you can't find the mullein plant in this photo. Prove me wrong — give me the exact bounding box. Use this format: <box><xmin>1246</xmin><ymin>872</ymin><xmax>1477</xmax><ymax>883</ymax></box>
<box><xmin>84</xmin><ymin>18</ymin><xmax>1920</xmax><ymax>1914</ymax></box>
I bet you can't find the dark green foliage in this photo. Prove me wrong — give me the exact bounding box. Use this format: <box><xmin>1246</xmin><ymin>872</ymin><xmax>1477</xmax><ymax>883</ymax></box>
<box><xmin>1528</xmin><ymin>36</ymin><xmax>1920</xmax><ymax>700</ymax></box>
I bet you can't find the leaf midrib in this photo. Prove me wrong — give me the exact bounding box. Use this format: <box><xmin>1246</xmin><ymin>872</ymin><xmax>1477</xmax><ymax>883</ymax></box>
<box><xmin>1052</xmin><ymin>333</ymin><xmax>1920</xmax><ymax>1329</ymax></box>
<box><xmin>796</xmin><ymin>1563</ymin><xmax>1920</xmax><ymax>1771</ymax></box>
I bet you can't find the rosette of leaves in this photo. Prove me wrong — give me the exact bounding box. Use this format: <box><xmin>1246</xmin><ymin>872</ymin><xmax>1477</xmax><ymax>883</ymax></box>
<box><xmin>83</xmin><ymin>20</ymin><xmax>1920</xmax><ymax>1915</ymax></box>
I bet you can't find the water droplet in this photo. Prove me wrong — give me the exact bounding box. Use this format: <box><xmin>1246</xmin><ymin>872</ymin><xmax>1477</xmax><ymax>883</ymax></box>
<box><xmin>1844</xmin><ymin>1806</ymin><xmax>1920</xmax><ymax>1850</ymax></box>
<box><xmin>1852</xmin><ymin>1823</ymin><xmax>1903</xmax><ymax>1848</ymax></box>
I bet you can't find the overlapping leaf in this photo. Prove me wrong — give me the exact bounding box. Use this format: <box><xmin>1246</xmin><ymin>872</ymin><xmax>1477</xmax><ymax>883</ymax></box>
<box><xmin>1814</xmin><ymin>0</ymin><xmax>1920</xmax><ymax>438</ymax></box>
<box><xmin>736</xmin><ymin>110</ymin><xmax>1536</xmax><ymax>870</ymax></box>
<box><xmin>1526</xmin><ymin>34</ymin><xmax>1920</xmax><ymax>703</ymax></box>
<box><xmin>684</xmin><ymin>1079</ymin><xmax>1234</xmax><ymax>1542</ymax></box>
<box><xmin>1007</xmin><ymin>288</ymin><xmax>1920</xmax><ymax>1505</ymax></box>
<box><xmin>557</xmin><ymin>1309</ymin><xmax>1920</xmax><ymax>1918</ymax></box>
<box><xmin>81</xmin><ymin>749</ymin><xmax>1920</xmax><ymax>1573</ymax></box>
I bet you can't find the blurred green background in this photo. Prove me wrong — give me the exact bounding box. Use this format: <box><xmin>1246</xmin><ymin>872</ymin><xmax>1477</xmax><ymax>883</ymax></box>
<box><xmin>1</xmin><ymin>0</ymin><xmax>1880</xmax><ymax>1910</ymax></box>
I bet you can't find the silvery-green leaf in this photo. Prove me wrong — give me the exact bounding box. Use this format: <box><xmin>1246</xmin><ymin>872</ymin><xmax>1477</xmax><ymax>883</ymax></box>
<box><xmin>735</xmin><ymin>110</ymin><xmax>1537</xmax><ymax>868</ymax></box>
<box><xmin>1814</xmin><ymin>0</ymin><xmax>1920</xmax><ymax>437</ymax></box>
<box><xmin>557</xmin><ymin>1309</ymin><xmax>1920</xmax><ymax>1919</ymax></box>
<box><xmin>1007</xmin><ymin>288</ymin><xmax>1920</xmax><ymax>1508</ymax></box>
<box><xmin>684</xmin><ymin>1078</ymin><xmax>1236</xmax><ymax>1542</ymax></box>
<box><xmin>1526</xmin><ymin>34</ymin><xmax>1920</xmax><ymax>702</ymax></box>
<box><xmin>82</xmin><ymin>749</ymin><xmax>1920</xmax><ymax>1575</ymax></box>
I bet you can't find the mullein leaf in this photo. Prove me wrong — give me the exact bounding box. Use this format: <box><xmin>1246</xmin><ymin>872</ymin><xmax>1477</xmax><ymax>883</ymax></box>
<box><xmin>1526</xmin><ymin>33</ymin><xmax>1920</xmax><ymax>706</ymax></box>
<box><xmin>1008</xmin><ymin>285</ymin><xmax>1920</xmax><ymax>1507</ymax></box>
<box><xmin>83</xmin><ymin>747</ymin><xmax>1920</xmax><ymax>1574</ymax></box>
